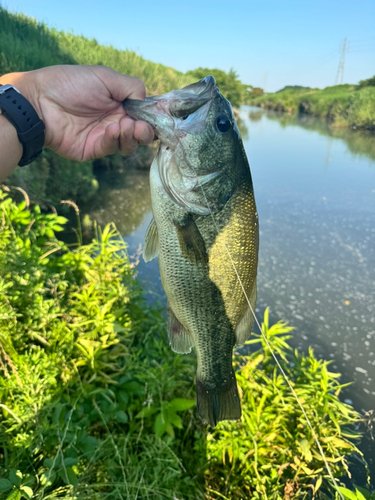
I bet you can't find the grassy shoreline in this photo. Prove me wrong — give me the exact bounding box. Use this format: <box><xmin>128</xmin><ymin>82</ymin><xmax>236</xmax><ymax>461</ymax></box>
<box><xmin>250</xmin><ymin>84</ymin><xmax>375</xmax><ymax>131</ymax></box>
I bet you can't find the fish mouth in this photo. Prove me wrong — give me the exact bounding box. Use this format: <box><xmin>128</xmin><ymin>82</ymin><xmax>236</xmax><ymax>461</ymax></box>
<box><xmin>168</xmin><ymin>75</ymin><xmax>217</xmax><ymax>118</ymax></box>
<box><xmin>123</xmin><ymin>76</ymin><xmax>218</xmax><ymax>145</ymax></box>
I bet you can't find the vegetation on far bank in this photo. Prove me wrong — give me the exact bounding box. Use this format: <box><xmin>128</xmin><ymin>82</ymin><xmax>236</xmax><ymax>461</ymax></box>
<box><xmin>250</xmin><ymin>78</ymin><xmax>375</xmax><ymax>131</ymax></box>
<box><xmin>0</xmin><ymin>187</ymin><xmax>372</xmax><ymax>499</ymax></box>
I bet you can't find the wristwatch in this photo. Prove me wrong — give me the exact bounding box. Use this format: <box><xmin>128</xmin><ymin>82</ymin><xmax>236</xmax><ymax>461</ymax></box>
<box><xmin>0</xmin><ymin>84</ymin><xmax>45</xmax><ymax>166</ymax></box>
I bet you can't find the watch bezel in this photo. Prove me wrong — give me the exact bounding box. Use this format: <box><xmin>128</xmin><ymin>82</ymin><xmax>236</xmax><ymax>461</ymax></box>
<box><xmin>0</xmin><ymin>84</ymin><xmax>21</xmax><ymax>95</ymax></box>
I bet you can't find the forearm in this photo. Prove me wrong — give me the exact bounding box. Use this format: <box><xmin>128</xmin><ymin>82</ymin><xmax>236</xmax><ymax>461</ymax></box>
<box><xmin>0</xmin><ymin>113</ymin><xmax>23</xmax><ymax>181</ymax></box>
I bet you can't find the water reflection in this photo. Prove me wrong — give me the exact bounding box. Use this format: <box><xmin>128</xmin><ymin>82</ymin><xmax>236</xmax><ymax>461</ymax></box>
<box><xmin>258</xmin><ymin>109</ymin><xmax>375</xmax><ymax>164</ymax></box>
<box><xmin>248</xmin><ymin>110</ymin><xmax>263</xmax><ymax>122</ymax></box>
<box><xmin>83</xmin><ymin>167</ymin><xmax>152</xmax><ymax>236</ymax></box>
<box><xmin>235</xmin><ymin>115</ymin><xmax>249</xmax><ymax>140</ymax></box>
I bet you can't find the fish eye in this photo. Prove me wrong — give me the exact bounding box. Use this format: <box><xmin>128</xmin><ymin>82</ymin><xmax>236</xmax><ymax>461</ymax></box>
<box><xmin>216</xmin><ymin>114</ymin><xmax>232</xmax><ymax>133</ymax></box>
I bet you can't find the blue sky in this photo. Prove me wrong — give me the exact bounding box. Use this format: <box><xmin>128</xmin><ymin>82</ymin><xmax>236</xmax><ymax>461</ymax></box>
<box><xmin>2</xmin><ymin>0</ymin><xmax>375</xmax><ymax>92</ymax></box>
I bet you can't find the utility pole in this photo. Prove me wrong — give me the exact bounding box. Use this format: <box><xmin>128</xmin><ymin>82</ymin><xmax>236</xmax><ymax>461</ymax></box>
<box><xmin>335</xmin><ymin>37</ymin><xmax>347</xmax><ymax>85</ymax></box>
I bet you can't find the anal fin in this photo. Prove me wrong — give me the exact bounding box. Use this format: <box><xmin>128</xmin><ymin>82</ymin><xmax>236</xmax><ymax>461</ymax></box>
<box><xmin>167</xmin><ymin>303</ymin><xmax>194</xmax><ymax>354</ymax></box>
<box><xmin>235</xmin><ymin>280</ymin><xmax>257</xmax><ymax>346</ymax></box>
<box><xmin>143</xmin><ymin>218</ymin><xmax>158</xmax><ymax>262</ymax></box>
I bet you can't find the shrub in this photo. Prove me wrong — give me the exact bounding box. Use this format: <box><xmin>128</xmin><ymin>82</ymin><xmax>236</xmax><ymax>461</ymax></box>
<box><xmin>358</xmin><ymin>76</ymin><xmax>375</xmax><ymax>89</ymax></box>
<box><xmin>346</xmin><ymin>87</ymin><xmax>375</xmax><ymax>130</ymax></box>
<box><xmin>249</xmin><ymin>87</ymin><xmax>265</xmax><ymax>98</ymax></box>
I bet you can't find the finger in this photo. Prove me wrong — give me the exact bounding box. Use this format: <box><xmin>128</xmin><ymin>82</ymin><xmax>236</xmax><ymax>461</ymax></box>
<box><xmin>134</xmin><ymin>121</ymin><xmax>155</xmax><ymax>145</ymax></box>
<box><xmin>118</xmin><ymin>116</ymin><xmax>139</xmax><ymax>156</ymax></box>
<box><xmin>97</xmin><ymin>122</ymin><xmax>121</xmax><ymax>157</ymax></box>
<box><xmin>92</xmin><ymin>66</ymin><xmax>147</xmax><ymax>102</ymax></box>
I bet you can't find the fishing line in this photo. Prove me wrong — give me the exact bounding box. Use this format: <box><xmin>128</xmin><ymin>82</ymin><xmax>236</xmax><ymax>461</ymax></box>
<box><xmin>196</xmin><ymin>177</ymin><xmax>346</xmax><ymax>500</ymax></box>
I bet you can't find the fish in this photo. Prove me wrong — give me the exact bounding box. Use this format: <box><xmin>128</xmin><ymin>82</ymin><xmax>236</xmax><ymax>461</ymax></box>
<box><xmin>123</xmin><ymin>76</ymin><xmax>259</xmax><ymax>426</ymax></box>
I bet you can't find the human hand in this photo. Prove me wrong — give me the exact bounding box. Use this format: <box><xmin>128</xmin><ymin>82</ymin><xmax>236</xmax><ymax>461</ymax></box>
<box><xmin>0</xmin><ymin>65</ymin><xmax>155</xmax><ymax>161</ymax></box>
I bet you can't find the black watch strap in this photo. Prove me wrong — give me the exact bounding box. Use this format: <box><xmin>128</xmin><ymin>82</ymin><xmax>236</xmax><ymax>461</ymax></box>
<box><xmin>0</xmin><ymin>84</ymin><xmax>45</xmax><ymax>166</ymax></box>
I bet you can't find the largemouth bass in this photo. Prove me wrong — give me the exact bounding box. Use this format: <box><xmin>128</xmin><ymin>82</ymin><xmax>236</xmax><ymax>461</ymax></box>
<box><xmin>123</xmin><ymin>76</ymin><xmax>259</xmax><ymax>426</ymax></box>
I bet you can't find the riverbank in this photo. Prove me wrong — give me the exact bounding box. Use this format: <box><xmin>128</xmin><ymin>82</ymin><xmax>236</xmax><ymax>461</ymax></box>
<box><xmin>250</xmin><ymin>84</ymin><xmax>375</xmax><ymax>131</ymax></box>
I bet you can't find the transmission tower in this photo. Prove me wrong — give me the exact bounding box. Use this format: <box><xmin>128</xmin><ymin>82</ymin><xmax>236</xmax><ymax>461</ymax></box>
<box><xmin>335</xmin><ymin>38</ymin><xmax>348</xmax><ymax>85</ymax></box>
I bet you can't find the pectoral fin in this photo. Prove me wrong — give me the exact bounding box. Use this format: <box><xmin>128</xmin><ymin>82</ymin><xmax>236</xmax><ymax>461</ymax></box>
<box><xmin>174</xmin><ymin>216</ymin><xmax>208</xmax><ymax>265</ymax></box>
<box><xmin>143</xmin><ymin>218</ymin><xmax>158</xmax><ymax>262</ymax></box>
<box><xmin>234</xmin><ymin>280</ymin><xmax>257</xmax><ymax>345</ymax></box>
<box><xmin>167</xmin><ymin>303</ymin><xmax>194</xmax><ymax>354</ymax></box>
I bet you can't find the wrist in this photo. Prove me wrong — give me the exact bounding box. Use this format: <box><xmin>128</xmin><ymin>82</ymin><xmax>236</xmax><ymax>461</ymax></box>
<box><xmin>0</xmin><ymin>71</ymin><xmax>46</xmax><ymax>166</ymax></box>
<box><xmin>0</xmin><ymin>70</ymin><xmax>42</xmax><ymax>120</ymax></box>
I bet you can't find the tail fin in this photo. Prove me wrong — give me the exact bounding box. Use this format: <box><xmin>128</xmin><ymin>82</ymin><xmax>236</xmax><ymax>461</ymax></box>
<box><xmin>196</xmin><ymin>373</ymin><xmax>241</xmax><ymax>427</ymax></box>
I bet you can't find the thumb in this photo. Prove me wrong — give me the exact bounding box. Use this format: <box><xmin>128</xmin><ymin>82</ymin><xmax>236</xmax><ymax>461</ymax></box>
<box><xmin>91</xmin><ymin>65</ymin><xmax>147</xmax><ymax>102</ymax></box>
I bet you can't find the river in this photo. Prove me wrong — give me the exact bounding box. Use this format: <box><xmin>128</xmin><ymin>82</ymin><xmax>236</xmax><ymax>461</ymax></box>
<box><xmin>82</xmin><ymin>107</ymin><xmax>375</xmax><ymax>479</ymax></box>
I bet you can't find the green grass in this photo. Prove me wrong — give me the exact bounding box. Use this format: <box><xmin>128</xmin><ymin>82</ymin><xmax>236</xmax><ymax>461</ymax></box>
<box><xmin>0</xmin><ymin>187</ymin><xmax>202</xmax><ymax>499</ymax></box>
<box><xmin>0</xmin><ymin>6</ymin><xmax>193</xmax><ymax>95</ymax></box>
<box><xmin>251</xmin><ymin>84</ymin><xmax>375</xmax><ymax>130</ymax></box>
<box><xmin>0</xmin><ymin>188</ymin><xmax>372</xmax><ymax>499</ymax></box>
